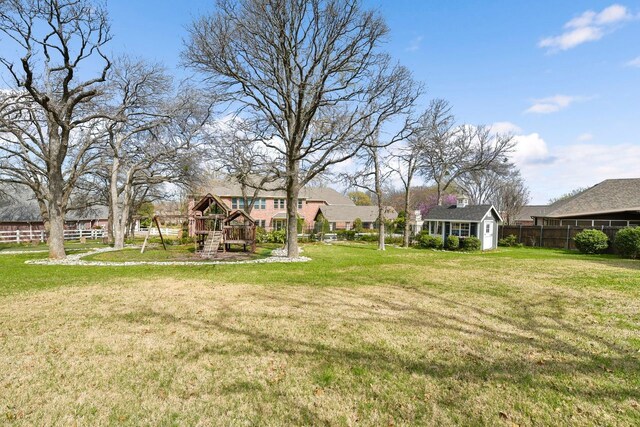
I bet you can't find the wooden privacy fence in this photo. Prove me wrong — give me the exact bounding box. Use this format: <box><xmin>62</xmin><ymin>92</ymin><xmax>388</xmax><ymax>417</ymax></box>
<box><xmin>499</xmin><ymin>225</ymin><xmax>625</xmax><ymax>252</ymax></box>
<box><xmin>0</xmin><ymin>228</ymin><xmax>106</xmax><ymax>244</ymax></box>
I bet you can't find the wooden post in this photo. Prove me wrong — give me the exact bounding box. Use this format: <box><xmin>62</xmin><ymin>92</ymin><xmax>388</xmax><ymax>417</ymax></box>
<box><xmin>154</xmin><ymin>216</ymin><xmax>167</xmax><ymax>251</ymax></box>
<box><xmin>566</xmin><ymin>225</ymin><xmax>571</xmax><ymax>250</ymax></box>
<box><xmin>540</xmin><ymin>225</ymin><xmax>543</xmax><ymax>248</ymax></box>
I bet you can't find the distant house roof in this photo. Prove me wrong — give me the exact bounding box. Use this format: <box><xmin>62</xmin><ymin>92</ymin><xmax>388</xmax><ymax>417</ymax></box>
<box><xmin>513</xmin><ymin>205</ymin><xmax>549</xmax><ymax>222</ymax></box>
<box><xmin>316</xmin><ymin>205</ymin><xmax>398</xmax><ymax>223</ymax></box>
<box><xmin>535</xmin><ymin>178</ymin><xmax>640</xmax><ymax>218</ymax></box>
<box><xmin>208</xmin><ymin>180</ymin><xmax>355</xmax><ymax>206</ymax></box>
<box><xmin>0</xmin><ymin>187</ymin><xmax>108</xmax><ymax>223</ymax></box>
<box><xmin>424</xmin><ymin>204</ymin><xmax>502</xmax><ymax>222</ymax></box>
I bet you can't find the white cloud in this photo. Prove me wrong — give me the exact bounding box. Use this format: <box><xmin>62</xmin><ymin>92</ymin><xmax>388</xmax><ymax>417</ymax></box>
<box><xmin>576</xmin><ymin>132</ymin><xmax>593</xmax><ymax>141</ymax></box>
<box><xmin>524</xmin><ymin>95</ymin><xmax>586</xmax><ymax>114</ymax></box>
<box><xmin>405</xmin><ymin>36</ymin><xmax>424</xmax><ymax>52</ymax></box>
<box><xmin>511</xmin><ymin>133</ymin><xmax>555</xmax><ymax>166</ymax></box>
<box><xmin>522</xmin><ymin>143</ymin><xmax>640</xmax><ymax>203</ymax></box>
<box><xmin>491</xmin><ymin>121</ymin><xmax>522</xmax><ymax>135</ymax></box>
<box><xmin>626</xmin><ymin>56</ymin><xmax>640</xmax><ymax>67</ymax></box>
<box><xmin>539</xmin><ymin>4</ymin><xmax>634</xmax><ymax>52</ymax></box>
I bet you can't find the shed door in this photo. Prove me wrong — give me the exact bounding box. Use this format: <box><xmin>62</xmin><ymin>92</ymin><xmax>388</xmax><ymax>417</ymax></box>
<box><xmin>483</xmin><ymin>221</ymin><xmax>493</xmax><ymax>250</ymax></box>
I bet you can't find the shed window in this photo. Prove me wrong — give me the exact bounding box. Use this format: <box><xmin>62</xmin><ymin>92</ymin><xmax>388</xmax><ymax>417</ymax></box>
<box><xmin>451</xmin><ymin>222</ymin><xmax>470</xmax><ymax>237</ymax></box>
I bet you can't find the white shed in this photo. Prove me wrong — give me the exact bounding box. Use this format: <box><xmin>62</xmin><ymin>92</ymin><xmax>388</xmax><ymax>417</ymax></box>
<box><xmin>422</xmin><ymin>198</ymin><xmax>503</xmax><ymax>250</ymax></box>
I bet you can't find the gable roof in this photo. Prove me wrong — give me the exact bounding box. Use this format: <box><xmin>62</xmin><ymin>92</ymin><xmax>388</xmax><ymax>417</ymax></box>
<box><xmin>224</xmin><ymin>209</ymin><xmax>255</xmax><ymax>224</ymax></box>
<box><xmin>513</xmin><ymin>205</ymin><xmax>549</xmax><ymax>222</ymax></box>
<box><xmin>316</xmin><ymin>205</ymin><xmax>398</xmax><ymax>222</ymax></box>
<box><xmin>192</xmin><ymin>193</ymin><xmax>230</xmax><ymax>214</ymax></box>
<box><xmin>536</xmin><ymin>178</ymin><xmax>640</xmax><ymax>218</ymax></box>
<box><xmin>207</xmin><ymin>180</ymin><xmax>355</xmax><ymax>206</ymax></box>
<box><xmin>424</xmin><ymin>204</ymin><xmax>502</xmax><ymax>222</ymax></box>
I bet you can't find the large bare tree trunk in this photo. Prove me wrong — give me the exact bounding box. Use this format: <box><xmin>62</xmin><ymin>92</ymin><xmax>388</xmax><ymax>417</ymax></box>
<box><xmin>47</xmin><ymin>194</ymin><xmax>66</xmax><ymax>259</ymax></box>
<box><xmin>285</xmin><ymin>162</ymin><xmax>300</xmax><ymax>257</ymax></box>
<box><xmin>374</xmin><ymin>150</ymin><xmax>385</xmax><ymax>251</ymax></box>
<box><xmin>403</xmin><ymin>187</ymin><xmax>411</xmax><ymax>247</ymax></box>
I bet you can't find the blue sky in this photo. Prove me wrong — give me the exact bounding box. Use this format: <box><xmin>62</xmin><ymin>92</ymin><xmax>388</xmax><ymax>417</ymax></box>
<box><xmin>26</xmin><ymin>1</ymin><xmax>640</xmax><ymax>202</ymax></box>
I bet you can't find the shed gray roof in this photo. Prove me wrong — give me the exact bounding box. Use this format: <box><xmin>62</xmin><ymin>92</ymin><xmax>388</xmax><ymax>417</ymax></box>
<box><xmin>316</xmin><ymin>205</ymin><xmax>398</xmax><ymax>222</ymax></box>
<box><xmin>424</xmin><ymin>204</ymin><xmax>501</xmax><ymax>222</ymax></box>
<box><xmin>209</xmin><ymin>180</ymin><xmax>355</xmax><ymax>206</ymax></box>
<box><xmin>537</xmin><ymin>178</ymin><xmax>640</xmax><ymax>218</ymax></box>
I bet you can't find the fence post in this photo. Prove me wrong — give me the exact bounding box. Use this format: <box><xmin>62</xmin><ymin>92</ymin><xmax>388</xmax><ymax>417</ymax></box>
<box><xmin>519</xmin><ymin>224</ymin><xmax>522</xmax><ymax>243</ymax></box>
<box><xmin>540</xmin><ymin>225</ymin><xmax>543</xmax><ymax>247</ymax></box>
<box><xmin>566</xmin><ymin>225</ymin><xmax>570</xmax><ymax>250</ymax></box>
<box><xmin>41</xmin><ymin>230</ymin><xmax>45</xmax><ymax>243</ymax></box>
<box><xmin>16</xmin><ymin>229</ymin><xmax>20</xmax><ymax>244</ymax></box>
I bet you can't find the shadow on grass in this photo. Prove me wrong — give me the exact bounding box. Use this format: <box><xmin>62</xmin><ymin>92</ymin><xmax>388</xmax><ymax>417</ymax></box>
<box><xmin>116</xmin><ymin>285</ymin><xmax>640</xmax><ymax>413</ymax></box>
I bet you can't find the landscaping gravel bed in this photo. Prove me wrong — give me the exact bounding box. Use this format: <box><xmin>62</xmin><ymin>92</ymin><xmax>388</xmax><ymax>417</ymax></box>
<box><xmin>25</xmin><ymin>246</ymin><xmax>310</xmax><ymax>266</ymax></box>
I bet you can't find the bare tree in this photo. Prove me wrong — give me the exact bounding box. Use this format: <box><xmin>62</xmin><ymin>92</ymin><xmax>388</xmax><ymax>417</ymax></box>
<box><xmin>0</xmin><ymin>0</ymin><xmax>111</xmax><ymax>259</ymax></box>
<box><xmin>415</xmin><ymin>99</ymin><xmax>515</xmax><ymax>206</ymax></box>
<box><xmin>101</xmin><ymin>69</ymin><xmax>211</xmax><ymax>250</ymax></box>
<box><xmin>204</xmin><ymin>119</ymin><xmax>278</xmax><ymax>214</ymax></box>
<box><xmin>457</xmin><ymin>162</ymin><xmax>530</xmax><ymax>224</ymax></box>
<box><xmin>456</xmin><ymin>161</ymin><xmax>514</xmax><ymax>205</ymax></box>
<box><xmin>185</xmin><ymin>0</ymin><xmax>416</xmax><ymax>257</ymax></box>
<box><xmin>343</xmin><ymin>143</ymin><xmax>394</xmax><ymax>250</ymax></box>
<box><xmin>389</xmin><ymin>138</ymin><xmax>422</xmax><ymax>247</ymax></box>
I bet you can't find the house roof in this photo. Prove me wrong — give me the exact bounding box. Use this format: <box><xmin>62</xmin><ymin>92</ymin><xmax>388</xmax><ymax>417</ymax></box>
<box><xmin>0</xmin><ymin>187</ymin><xmax>108</xmax><ymax>223</ymax></box>
<box><xmin>536</xmin><ymin>178</ymin><xmax>640</xmax><ymax>218</ymax></box>
<box><xmin>207</xmin><ymin>180</ymin><xmax>355</xmax><ymax>206</ymax></box>
<box><xmin>513</xmin><ymin>205</ymin><xmax>549</xmax><ymax>222</ymax></box>
<box><xmin>316</xmin><ymin>205</ymin><xmax>398</xmax><ymax>222</ymax></box>
<box><xmin>424</xmin><ymin>204</ymin><xmax>502</xmax><ymax>222</ymax></box>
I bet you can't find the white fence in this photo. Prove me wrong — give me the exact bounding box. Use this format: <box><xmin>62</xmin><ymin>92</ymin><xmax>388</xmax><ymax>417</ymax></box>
<box><xmin>0</xmin><ymin>228</ymin><xmax>106</xmax><ymax>244</ymax></box>
<box><xmin>138</xmin><ymin>227</ymin><xmax>180</xmax><ymax>237</ymax></box>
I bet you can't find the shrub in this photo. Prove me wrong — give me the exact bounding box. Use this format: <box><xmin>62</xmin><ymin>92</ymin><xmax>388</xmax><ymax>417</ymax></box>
<box><xmin>255</xmin><ymin>227</ymin><xmax>268</xmax><ymax>243</ymax></box>
<box><xmin>460</xmin><ymin>236</ymin><xmax>481</xmax><ymax>251</ymax></box>
<box><xmin>498</xmin><ymin>234</ymin><xmax>518</xmax><ymax>247</ymax></box>
<box><xmin>353</xmin><ymin>218</ymin><xmax>363</xmax><ymax>233</ymax></box>
<box><xmin>574</xmin><ymin>229</ymin><xmax>609</xmax><ymax>254</ymax></box>
<box><xmin>336</xmin><ymin>230</ymin><xmax>356</xmax><ymax>241</ymax></box>
<box><xmin>614</xmin><ymin>227</ymin><xmax>640</xmax><ymax>259</ymax></box>
<box><xmin>445</xmin><ymin>235</ymin><xmax>459</xmax><ymax>250</ymax></box>
<box><xmin>358</xmin><ymin>234</ymin><xmax>379</xmax><ymax>243</ymax></box>
<box><xmin>417</xmin><ymin>233</ymin><xmax>443</xmax><ymax>249</ymax></box>
<box><xmin>267</xmin><ymin>230</ymin><xmax>286</xmax><ymax>244</ymax></box>
<box><xmin>384</xmin><ymin>236</ymin><xmax>403</xmax><ymax>245</ymax></box>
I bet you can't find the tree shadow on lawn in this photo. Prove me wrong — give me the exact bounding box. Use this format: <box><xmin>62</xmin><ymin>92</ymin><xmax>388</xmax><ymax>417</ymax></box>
<box><xmin>117</xmin><ymin>285</ymin><xmax>640</xmax><ymax>410</ymax></box>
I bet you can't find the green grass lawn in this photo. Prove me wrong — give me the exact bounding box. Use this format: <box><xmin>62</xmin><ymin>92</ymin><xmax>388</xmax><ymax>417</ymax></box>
<box><xmin>1</xmin><ymin>243</ymin><xmax>639</xmax><ymax>425</ymax></box>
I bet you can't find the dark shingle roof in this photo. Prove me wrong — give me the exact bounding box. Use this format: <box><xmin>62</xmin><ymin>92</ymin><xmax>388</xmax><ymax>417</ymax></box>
<box><xmin>316</xmin><ymin>205</ymin><xmax>398</xmax><ymax>222</ymax></box>
<box><xmin>514</xmin><ymin>205</ymin><xmax>549</xmax><ymax>221</ymax></box>
<box><xmin>424</xmin><ymin>204</ymin><xmax>500</xmax><ymax>222</ymax></box>
<box><xmin>539</xmin><ymin>178</ymin><xmax>640</xmax><ymax>218</ymax></box>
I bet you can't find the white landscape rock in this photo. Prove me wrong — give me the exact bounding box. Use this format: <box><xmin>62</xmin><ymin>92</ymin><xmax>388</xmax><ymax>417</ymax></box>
<box><xmin>25</xmin><ymin>246</ymin><xmax>311</xmax><ymax>267</ymax></box>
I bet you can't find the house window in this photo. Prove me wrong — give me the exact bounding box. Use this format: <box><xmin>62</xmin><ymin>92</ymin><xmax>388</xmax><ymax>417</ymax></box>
<box><xmin>451</xmin><ymin>222</ymin><xmax>470</xmax><ymax>237</ymax></box>
<box><xmin>297</xmin><ymin>199</ymin><xmax>303</xmax><ymax>209</ymax></box>
<box><xmin>256</xmin><ymin>220</ymin><xmax>266</xmax><ymax>228</ymax></box>
<box><xmin>231</xmin><ymin>198</ymin><xmax>245</xmax><ymax>209</ymax></box>
<box><xmin>252</xmin><ymin>198</ymin><xmax>266</xmax><ymax>210</ymax></box>
<box><xmin>274</xmin><ymin>199</ymin><xmax>285</xmax><ymax>209</ymax></box>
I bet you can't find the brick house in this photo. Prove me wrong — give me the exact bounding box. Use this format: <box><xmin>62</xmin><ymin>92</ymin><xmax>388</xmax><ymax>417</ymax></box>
<box><xmin>189</xmin><ymin>181</ymin><xmax>356</xmax><ymax>232</ymax></box>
